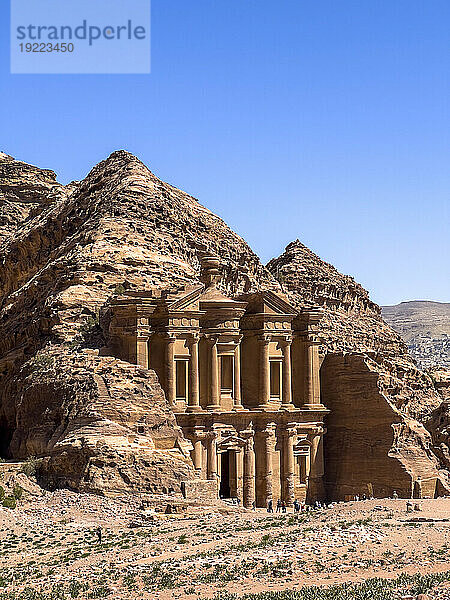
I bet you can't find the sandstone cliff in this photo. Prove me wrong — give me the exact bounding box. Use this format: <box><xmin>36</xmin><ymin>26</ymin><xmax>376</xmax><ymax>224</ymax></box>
<box><xmin>0</xmin><ymin>150</ymin><xmax>276</xmax><ymax>494</ymax></box>
<box><xmin>267</xmin><ymin>240</ymin><xmax>449</xmax><ymax>497</ymax></box>
<box><xmin>0</xmin><ymin>152</ymin><xmax>68</xmax><ymax>243</ymax></box>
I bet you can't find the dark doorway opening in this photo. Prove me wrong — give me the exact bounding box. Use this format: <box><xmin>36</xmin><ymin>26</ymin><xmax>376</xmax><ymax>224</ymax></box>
<box><xmin>220</xmin><ymin>451</ymin><xmax>231</xmax><ymax>498</ymax></box>
<box><xmin>0</xmin><ymin>415</ymin><xmax>13</xmax><ymax>459</ymax></box>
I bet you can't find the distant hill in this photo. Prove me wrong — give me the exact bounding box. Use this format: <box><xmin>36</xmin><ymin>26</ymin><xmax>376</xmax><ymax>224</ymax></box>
<box><xmin>382</xmin><ymin>301</ymin><xmax>450</xmax><ymax>369</ymax></box>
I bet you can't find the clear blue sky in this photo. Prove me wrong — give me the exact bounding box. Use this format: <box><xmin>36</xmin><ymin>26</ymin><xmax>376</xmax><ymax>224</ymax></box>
<box><xmin>1</xmin><ymin>1</ymin><xmax>449</xmax><ymax>306</ymax></box>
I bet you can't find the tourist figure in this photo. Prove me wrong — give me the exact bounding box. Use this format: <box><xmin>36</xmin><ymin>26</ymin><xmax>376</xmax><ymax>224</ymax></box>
<box><xmin>267</xmin><ymin>499</ymin><xmax>273</xmax><ymax>513</ymax></box>
<box><xmin>276</xmin><ymin>498</ymin><xmax>282</xmax><ymax>513</ymax></box>
<box><xmin>96</xmin><ymin>526</ymin><xmax>102</xmax><ymax>544</ymax></box>
<box><xmin>281</xmin><ymin>500</ymin><xmax>286</xmax><ymax>513</ymax></box>
<box><xmin>293</xmin><ymin>499</ymin><xmax>300</xmax><ymax>513</ymax></box>
<box><xmin>392</xmin><ymin>490</ymin><xmax>398</xmax><ymax>500</ymax></box>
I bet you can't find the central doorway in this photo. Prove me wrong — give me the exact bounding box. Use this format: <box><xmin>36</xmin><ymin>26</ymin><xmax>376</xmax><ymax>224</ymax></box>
<box><xmin>219</xmin><ymin>451</ymin><xmax>231</xmax><ymax>498</ymax></box>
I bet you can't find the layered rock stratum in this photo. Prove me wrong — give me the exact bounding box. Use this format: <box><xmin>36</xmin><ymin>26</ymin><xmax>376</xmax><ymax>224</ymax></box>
<box><xmin>0</xmin><ymin>150</ymin><xmax>449</xmax><ymax>498</ymax></box>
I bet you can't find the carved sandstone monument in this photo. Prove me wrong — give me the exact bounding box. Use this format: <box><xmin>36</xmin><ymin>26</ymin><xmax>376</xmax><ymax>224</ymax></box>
<box><xmin>107</xmin><ymin>256</ymin><xmax>327</xmax><ymax>507</ymax></box>
<box><xmin>0</xmin><ymin>150</ymin><xmax>448</xmax><ymax>501</ymax></box>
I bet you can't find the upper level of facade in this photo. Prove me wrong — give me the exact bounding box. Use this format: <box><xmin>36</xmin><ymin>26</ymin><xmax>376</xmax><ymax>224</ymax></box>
<box><xmin>107</xmin><ymin>257</ymin><xmax>325</xmax><ymax>415</ymax></box>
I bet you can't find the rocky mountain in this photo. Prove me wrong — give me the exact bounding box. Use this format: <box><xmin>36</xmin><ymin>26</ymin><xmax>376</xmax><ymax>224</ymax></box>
<box><xmin>0</xmin><ymin>152</ymin><xmax>69</xmax><ymax>243</ymax></box>
<box><xmin>382</xmin><ymin>301</ymin><xmax>450</xmax><ymax>370</ymax></box>
<box><xmin>268</xmin><ymin>241</ymin><xmax>449</xmax><ymax>497</ymax></box>
<box><xmin>0</xmin><ymin>150</ymin><xmax>277</xmax><ymax>494</ymax></box>
<box><xmin>0</xmin><ymin>150</ymin><xmax>449</xmax><ymax>498</ymax></box>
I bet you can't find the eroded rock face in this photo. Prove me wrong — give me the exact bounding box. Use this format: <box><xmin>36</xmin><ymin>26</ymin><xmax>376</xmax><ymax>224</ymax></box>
<box><xmin>0</xmin><ymin>150</ymin><xmax>276</xmax><ymax>494</ymax></box>
<box><xmin>321</xmin><ymin>353</ymin><xmax>441</xmax><ymax>499</ymax></box>
<box><xmin>0</xmin><ymin>153</ymin><xmax>69</xmax><ymax>243</ymax></box>
<box><xmin>267</xmin><ymin>240</ymin><xmax>406</xmax><ymax>355</ymax></box>
<box><xmin>268</xmin><ymin>240</ymin><xmax>449</xmax><ymax>497</ymax></box>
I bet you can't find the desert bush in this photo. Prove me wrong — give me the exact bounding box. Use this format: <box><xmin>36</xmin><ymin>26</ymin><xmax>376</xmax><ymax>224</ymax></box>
<box><xmin>2</xmin><ymin>496</ymin><xmax>16</xmax><ymax>509</ymax></box>
<box><xmin>113</xmin><ymin>283</ymin><xmax>125</xmax><ymax>296</ymax></box>
<box><xmin>21</xmin><ymin>456</ymin><xmax>41</xmax><ymax>478</ymax></box>
<box><xmin>12</xmin><ymin>485</ymin><xmax>23</xmax><ymax>500</ymax></box>
<box><xmin>28</xmin><ymin>353</ymin><xmax>55</xmax><ymax>377</ymax></box>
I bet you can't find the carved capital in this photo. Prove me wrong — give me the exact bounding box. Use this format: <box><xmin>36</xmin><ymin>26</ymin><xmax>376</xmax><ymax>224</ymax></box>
<box><xmin>187</xmin><ymin>333</ymin><xmax>200</xmax><ymax>346</ymax></box>
<box><xmin>205</xmin><ymin>429</ymin><xmax>219</xmax><ymax>442</ymax></box>
<box><xmin>136</xmin><ymin>334</ymin><xmax>149</xmax><ymax>342</ymax></box>
<box><xmin>285</xmin><ymin>422</ymin><xmax>299</xmax><ymax>437</ymax></box>
<box><xmin>263</xmin><ymin>423</ymin><xmax>277</xmax><ymax>448</ymax></box>
<box><xmin>279</xmin><ymin>335</ymin><xmax>293</xmax><ymax>347</ymax></box>
<box><xmin>191</xmin><ymin>426</ymin><xmax>206</xmax><ymax>440</ymax></box>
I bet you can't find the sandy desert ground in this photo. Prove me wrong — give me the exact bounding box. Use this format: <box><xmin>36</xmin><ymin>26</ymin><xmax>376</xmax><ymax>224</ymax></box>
<box><xmin>1</xmin><ymin>490</ymin><xmax>450</xmax><ymax>599</ymax></box>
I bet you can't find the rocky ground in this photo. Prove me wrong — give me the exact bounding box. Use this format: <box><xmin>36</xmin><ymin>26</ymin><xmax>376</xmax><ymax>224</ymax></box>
<box><xmin>1</xmin><ymin>489</ymin><xmax>450</xmax><ymax>599</ymax></box>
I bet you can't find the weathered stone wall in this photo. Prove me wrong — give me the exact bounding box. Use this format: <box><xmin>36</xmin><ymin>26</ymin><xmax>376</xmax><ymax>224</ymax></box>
<box><xmin>321</xmin><ymin>353</ymin><xmax>440</xmax><ymax>499</ymax></box>
<box><xmin>7</xmin><ymin>346</ymin><xmax>195</xmax><ymax>495</ymax></box>
<box><xmin>181</xmin><ymin>479</ymin><xmax>219</xmax><ymax>502</ymax></box>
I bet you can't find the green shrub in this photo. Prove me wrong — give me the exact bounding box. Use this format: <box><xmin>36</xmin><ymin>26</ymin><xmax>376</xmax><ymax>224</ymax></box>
<box><xmin>13</xmin><ymin>485</ymin><xmax>23</xmax><ymax>500</ymax></box>
<box><xmin>29</xmin><ymin>353</ymin><xmax>55</xmax><ymax>375</ymax></box>
<box><xmin>113</xmin><ymin>283</ymin><xmax>125</xmax><ymax>295</ymax></box>
<box><xmin>21</xmin><ymin>456</ymin><xmax>41</xmax><ymax>478</ymax></box>
<box><xmin>0</xmin><ymin>486</ymin><xmax>4</xmax><ymax>501</ymax></box>
<box><xmin>2</xmin><ymin>496</ymin><xmax>16</xmax><ymax>509</ymax></box>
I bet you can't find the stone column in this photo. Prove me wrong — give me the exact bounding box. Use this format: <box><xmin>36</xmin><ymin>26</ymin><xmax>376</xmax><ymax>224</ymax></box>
<box><xmin>136</xmin><ymin>334</ymin><xmax>149</xmax><ymax>368</ymax></box>
<box><xmin>236</xmin><ymin>448</ymin><xmax>244</xmax><ymax>502</ymax></box>
<box><xmin>280</xmin><ymin>337</ymin><xmax>294</xmax><ymax>409</ymax></box>
<box><xmin>192</xmin><ymin>426</ymin><xmax>205</xmax><ymax>476</ymax></box>
<box><xmin>233</xmin><ymin>341</ymin><xmax>244</xmax><ymax>410</ymax></box>
<box><xmin>243</xmin><ymin>430</ymin><xmax>256</xmax><ymax>508</ymax></box>
<box><xmin>307</xmin><ymin>426</ymin><xmax>325</xmax><ymax>503</ymax></box>
<box><xmin>259</xmin><ymin>335</ymin><xmax>271</xmax><ymax>408</ymax></box>
<box><xmin>304</xmin><ymin>337</ymin><xmax>322</xmax><ymax>408</ymax></box>
<box><xmin>206</xmin><ymin>431</ymin><xmax>218</xmax><ymax>480</ymax></box>
<box><xmin>165</xmin><ymin>335</ymin><xmax>176</xmax><ymax>406</ymax></box>
<box><xmin>283</xmin><ymin>424</ymin><xmax>297</xmax><ymax>507</ymax></box>
<box><xmin>187</xmin><ymin>335</ymin><xmax>201</xmax><ymax>412</ymax></box>
<box><xmin>263</xmin><ymin>423</ymin><xmax>276</xmax><ymax>506</ymax></box>
<box><xmin>207</xmin><ymin>336</ymin><xmax>221</xmax><ymax>411</ymax></box>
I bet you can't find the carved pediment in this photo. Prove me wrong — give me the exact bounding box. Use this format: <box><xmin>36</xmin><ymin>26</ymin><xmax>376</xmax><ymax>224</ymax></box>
<box><xmin>217</xmin><ymin>434</ymin><xmax>246</xmax><ymax>451</ymax></box>
<box><xmin>293</xmin><ymin>434</ymin><xmax>311</xmax><ymax>456</ymax></box>
<box><xmin>166</xmin><ymin>285</ymin><xmax>204</xmax><ymax>312</ymax></box>
<box><xmin>240</xmin><ymin>291</ymin><xmax>297</xmax><ymax>317</ymax></box>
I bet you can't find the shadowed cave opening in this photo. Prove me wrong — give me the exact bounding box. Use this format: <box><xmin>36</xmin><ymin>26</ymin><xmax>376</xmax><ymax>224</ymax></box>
<box><xmin>0</xmin><ymin>415</ymin><xmax>13</xmax><ymax>459</ymax></box>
